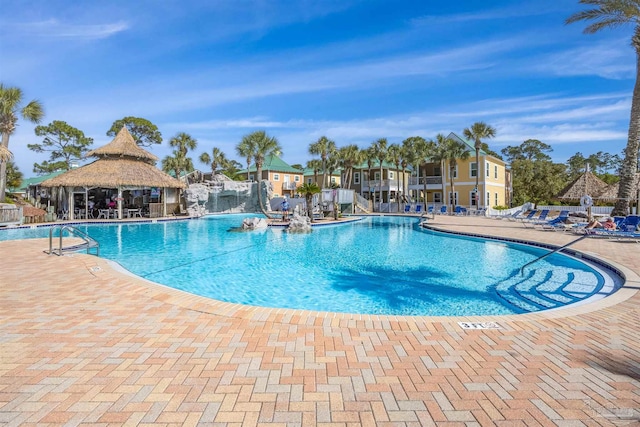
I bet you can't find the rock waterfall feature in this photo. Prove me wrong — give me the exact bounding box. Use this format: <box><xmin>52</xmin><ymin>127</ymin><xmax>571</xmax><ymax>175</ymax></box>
<box><xmin>184</xmin><ymin>174</ymin><xmax>272</xmax><ymax>215</ymax></box>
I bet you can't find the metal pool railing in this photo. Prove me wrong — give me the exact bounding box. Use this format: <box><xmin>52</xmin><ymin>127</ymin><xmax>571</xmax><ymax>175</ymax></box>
<box><xmin>46</xmin><ymin>225</ymin><xmax>100</xmax><ymax>256</ymax></box>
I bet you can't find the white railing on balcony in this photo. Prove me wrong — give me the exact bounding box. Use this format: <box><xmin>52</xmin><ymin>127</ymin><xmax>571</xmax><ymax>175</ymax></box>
<box><xmin>408</xmin><ymin>176</ymin><xmax>443</xmax><ymax>186</ymax></box>
<box><xmin>363</xmin><ymin>179</ymin><xmax>401</xmax><ymax>190</ymax></box>
<box><xmin>282</xmin><ymin>182</ymin><xmax>297</xmax><ymax>190</ymax></box>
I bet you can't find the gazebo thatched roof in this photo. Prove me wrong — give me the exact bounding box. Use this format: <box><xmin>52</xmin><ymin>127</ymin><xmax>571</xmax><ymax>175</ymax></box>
<box><xmin>87</xmin><ymin>126</ymin><xmax>158</xmax><ymax>163</ymax></box>
<box><xmin>597</xmin><ymin>173</ymin><xmax>640</xmax><ymax>201</ymax></box>
<box><xmin>40</xmin><ymin>126</ymin><xmax>184</xmax><ymax>189</ymax></box>
<box><xmin>556</xmin><ymin>170</ymin><xmax>609</xmax><ymax>200</ymax></box>
<box><xmin>40</xmin><ymin>158</ymin><xmax>185</xmax><ymax>189</ymax></box>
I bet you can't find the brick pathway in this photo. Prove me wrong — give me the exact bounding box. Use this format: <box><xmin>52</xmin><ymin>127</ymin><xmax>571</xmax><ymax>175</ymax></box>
<box><xmin>1</xmin><ymin>216</ymin><xmax>639</xmax><ymax>426</ymax></box>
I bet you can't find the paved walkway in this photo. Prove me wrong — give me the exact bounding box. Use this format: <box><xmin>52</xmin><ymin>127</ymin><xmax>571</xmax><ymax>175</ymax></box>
<box><xmin>1</xmin><ymin>216</ymin><xmax>639</xmax><ymax>426</ymax></box>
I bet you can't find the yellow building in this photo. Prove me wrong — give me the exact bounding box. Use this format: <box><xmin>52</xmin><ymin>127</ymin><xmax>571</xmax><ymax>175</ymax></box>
<box><xmin>407</xmin><ymin>132</ymin><xmax>507</xmax><ymax>209</ymax></box>
<box><xmin>239</xmin><ymin>155</ymin><xmax>303</xmax><ymax>198</ymax></box>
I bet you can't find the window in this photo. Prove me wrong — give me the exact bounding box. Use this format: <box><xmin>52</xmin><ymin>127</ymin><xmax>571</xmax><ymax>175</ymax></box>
<box><xmin>494</xmin><ymin>165</ymin><xmax>498</xmax><ymax>179</ymax></box>
<box><xmin>434</xmin><ymin>192</ymin><xmax>442</xmax><ymax>203</ymax></box>
<box><xmin>470</xmin><ymin>162</ymin><xmax>477</xmax><ymax>178</ymax></box>
<box><xmin>470</xmin><ymin>191</ymin><xmax>477</xmax><ymax>206</ymax></box>
<box><xmin>294</xmin><ymin>175</ymin><xmax>300</xmax><ymax>182</ymax></box>
<box><xmin>389</xmin><ymin>171</ymin><xmax>394</xmax><ymax>179</ymax></box>
<box><xmin>434</xmin><ymin>166</ymin><xmax>441</xmax><ymax>176</ymax></box>
<box><xmin>354</xmin><ymin>172</ymin><xmax>360</xmax><ymax>184</ymax></box>
<box><xmin>249</xmin><ymin>174</ymin><xmax>254</xmax><ymax>181</ymax></box>
<box><xmin>449</xmin><ymin>192</ymin><xmax>458</xmax><ymax>205</ymax></box>
<box><xmin>485</xmin><ymin>191</ymin><xmax>490</xmax><ymax>206</ymax></box>
<box><xmin>374</xmin><ymin>172</ymin><xmax>381</xmax><ymax>180</ymax></box>
<box><xmin>485</xmin><ymin>162</ymin><xmax>490</xmax><ymax>177</ymax></box>
<box><xmin>449</xmin><ymin>166</ymin><xmax>458</xmax><ymax>179</ymax></box>
<box><xmin>331</xmin><ymin>177</ymin><xmax>336</xmax><ymax>184</ymax></box>
<box><xmin>495</xmin><ymin>192</ymin><xmax>499</xmax><ymax>206</ymax></box>
<box><xmin>273</xmin><ymin>173</ymin><xmax>280</xmax><ymax>181</ymax></box>
<box><xmin>307</xmin><ymin>178</ymin><xmax>312</xmax><ymax>184</ymax></box>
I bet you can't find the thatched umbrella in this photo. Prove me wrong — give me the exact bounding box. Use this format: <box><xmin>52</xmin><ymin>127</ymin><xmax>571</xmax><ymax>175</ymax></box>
<box><xmin>0</xmin><ymin>145</ymin><xmax>12</xmax><ymax>162</ymax></box>
<box><xmin>598</xmin><ymin>173</ymin><xmax>640</xmax><ymax>215</ymax></box>
<box><xmin>41</xmin><ymin>126</ymin><xmax>185</xmax><ymax>219</ymax></box>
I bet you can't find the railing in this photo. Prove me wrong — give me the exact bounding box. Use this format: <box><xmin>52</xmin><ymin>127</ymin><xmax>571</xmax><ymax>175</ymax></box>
<box><xmin>47</xmin><ymin>225</ymin><xmax>99</xmax><ymax>256</ymax></box>
<box><xmin>519</xmin><ymin>234</ymin><xmax>588</xmax><ymax>276</ymax></box>
<box><xmin>282</xmin><ymin>182</ymin><xmax>297</xmax><ymax>190</ymax></box>
<box><xmin>408</xmin><ymin>176</ymin><xmax>443</xmax><ymax>186</ymax></box>
<box><xmin>363</xmin><ymin>179</ymin><xmax>401</xmax><ymax>189</ymax></box>
<box><xmin>0</xmin><ymin>205</ymin><xmax>22</xmax><ymax>226</ymax></box>
<box><xmin>354</xmin><ymin>193</ymin><xmax>371</xmax><ymax>213</ymax></box>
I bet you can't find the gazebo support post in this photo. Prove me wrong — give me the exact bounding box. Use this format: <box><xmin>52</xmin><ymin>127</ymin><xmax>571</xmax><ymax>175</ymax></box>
<box><xmin>67</xmin><ymin>187</ymin><xmax>73</xmax><ymax>220</ymax></box>
<box><xmin>84</xmin><ymin>187</ymin><xmax>89</xmax><ymax>220</ymax></box>
<box><xmin>163</xmin><ymin>187</ymin><xmax>167</xmax><ymax>217</ymax></box>
<box><xmin>117</xmin><ymin>187</ymin><xmax>123</xmax><ymax>220</ymax></box>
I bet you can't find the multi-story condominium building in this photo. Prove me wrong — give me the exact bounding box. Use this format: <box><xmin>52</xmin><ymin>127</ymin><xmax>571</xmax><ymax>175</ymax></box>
<box><xmin>239</xmin><ymin>155</ymin><xmax>303</xmax><ymax>198</ymax></box>
<box><xmin>348</xmin><ymin>132</ymin><xmax>508</xmax><ymax>211</ymax></box>
<box><xmin>406</xmin><ymin>132</ymin><xmax>508</xmax><ymax>209</ymax></box>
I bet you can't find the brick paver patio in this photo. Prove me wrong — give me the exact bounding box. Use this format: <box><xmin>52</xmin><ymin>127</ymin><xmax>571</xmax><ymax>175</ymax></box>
<box><xmin>1</xmin><ymin>215</ymin><xmax>639</xmax><ymax>426</ymax></box>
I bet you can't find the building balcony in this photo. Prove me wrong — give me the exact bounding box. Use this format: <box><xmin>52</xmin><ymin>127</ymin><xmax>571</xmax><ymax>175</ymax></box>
<box><xmin>408</xmin><ymin>176</ymin><xmax>442</xmax><ymax>186</ymax></box>
<box><xmin>282</xmin><ymin>182</ymin><xmax>297</xmax><ymax>190</ymax></box>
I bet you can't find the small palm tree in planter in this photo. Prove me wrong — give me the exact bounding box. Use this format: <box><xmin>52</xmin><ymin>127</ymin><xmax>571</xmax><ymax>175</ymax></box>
<box><xmin>298</xmin><ymin>182</ymin><xmax>321</xmax><ymax>222</ymax></box>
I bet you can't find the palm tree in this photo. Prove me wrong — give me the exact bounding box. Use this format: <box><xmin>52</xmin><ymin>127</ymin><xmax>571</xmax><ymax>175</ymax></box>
<box><xmin>370</xmin><ymin>138</ymin><xmax>388</xmax><ymax>209</ymax></box>
<box><xmin>365</xmin><ymin>146</ymin><xmax>377</xmax><ymax>206</ymax></box>
<box><xmin>387</xmin><ymin>144</ymin><xmax>402</xmax><ymax>211</ymax></box>
<box><xmin>437</xmin><ymin>134</ymin><xmax>470</xmax><ymax>212</ymax></box>
<box><xmin>0</xmin><ymin>84</ymin><xmax>44</xmax><ymax>201</ymax></box>
<box><xmin>236</xmin><ymin>135</ymin><xmax>256</xmax><ymax>180</ymax></box>
<box><xmin>199</xmin><ymin>147</ymin><xmax>228</xmax><ymax>175</ymax></box>
<box><xmin>237</xmin><ymin>130</ymin><xmax>281</xmax><ymax>217</ymax></box>
<box><xmin>415</xmin><ymin>138</ymin><xmax>437</xmax><ymax>207</ymax></box>
<box><xmin>306</xmin><ymin>159</ymin><xmax>322</xmax><ymax>185</ymax></box>
<box><xmin>309</xmin><ymin>136</ymin><xmax>336</xmax><ymax>188</ymax></box>
<box><xmin>567</xmin><ymin>1</ymin><xmax>640</xmax><ymax>216</ymax></box>
<box><xmin>338</xmin><ymin>144</ymin><xmax>364</xmax><ymax>189</ymax></box>
<box><xmin>402</xmin><ymin>136</ymin><xmax>423</xmax><ymax>203</ymax></box>
<box><xmin>463</xmin><ymin>122</ymin><xmax>496</xmax><ymax>208</ymax></box>
<box><xmin>0</xmin><ymin>145</ymin><xmax>12</xmax><ymax>163</ymax></box>
<box><xmin>298</xmin><ymin>182</ymin><xmax>321</xmax><ymax>222</ymax></box>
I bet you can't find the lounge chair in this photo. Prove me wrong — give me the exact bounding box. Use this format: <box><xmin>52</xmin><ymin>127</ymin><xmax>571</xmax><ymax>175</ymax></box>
<box><xmin>404</xmin><ymin>204</ymin><xmax>411</xmax><ymax>213</ymax></box>
<box><xmin>512</xmin><ymin>210</ymin><xmax>537</xmax><ymax>222</ymax></box>
<box><xmin>415</xmin><ymin>204</ymin><xmax>423</xmax><ymax>214</ymax></box>
<box><xmin>584</xmin><ymin>215</ymin><xmax>640</xmax><ymax>240</ymax></box>
<box><xmin>438</xmin><ymin>205</ymin><xmax>448</xmax><ymax>215</ymax></box>
<box><xmin>537</xmin><ymin>211</ymin><xmax>571</xmax><ymax>231</ymax></box>
<box><xmin>522</xmin><ymin>209</ymin><xmax>549</xmax><ymax>228</ymax></box>
<box><xmin>427</xmin><ymin>206</ymin><xmax>434</xmax><ymax>214</ymax></box>
<box><xmin>454</xmin><ymin>206</ymin><xmax>467</xmax><ymax>215</ymax></box>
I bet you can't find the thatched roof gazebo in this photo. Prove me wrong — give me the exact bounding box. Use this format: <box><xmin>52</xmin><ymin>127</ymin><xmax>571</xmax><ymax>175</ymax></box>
<box><xmin>556</xmin><ymin>170</ymin><xmax>609</xmax><ymax>201</ymax></box>
<box><xmin>597</xmin><ymin>172</ymin><xmax>640</xmax><ymax>203</ymax></box>
<box><xmin>41</xmin><ymin>126</ymin><xmax>185</xmax><ymax>220</ymax></box>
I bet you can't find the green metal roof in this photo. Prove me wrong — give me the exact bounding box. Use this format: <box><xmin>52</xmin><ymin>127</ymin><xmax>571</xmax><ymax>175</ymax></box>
<box><xmin>447</xmin><ymin>132</ymin><xmax>487</xmax><ymax>155</ymax></box>
<box><xmin>303</xmin><ymin>167</ymin><xmax>342</xmax><ymax>176</ymax></box>
<box><xmin>16</xmin><ymin>171</ymin><xmax>66</xmax><ymax>191</ymax></box>
<box><xmin>243</xmin><ymin>155</ymin><xmax>302</xmax><ymax>174</ymax></box>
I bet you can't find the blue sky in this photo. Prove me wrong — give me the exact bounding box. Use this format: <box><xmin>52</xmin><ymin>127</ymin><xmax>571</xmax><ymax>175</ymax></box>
<box><xmin>2</xmin><ymin>0</ymin><xmax>635</xmax><ymax>176</ymax></box>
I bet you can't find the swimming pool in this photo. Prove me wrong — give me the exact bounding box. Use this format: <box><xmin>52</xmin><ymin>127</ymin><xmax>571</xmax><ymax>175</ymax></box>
<box><xmin>0</xmin><ymin>215</ymin><xmax>622</xmax><ymax>316</ymax></box>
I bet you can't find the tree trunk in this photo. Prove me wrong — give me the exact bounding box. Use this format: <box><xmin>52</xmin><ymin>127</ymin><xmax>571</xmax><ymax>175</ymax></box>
<box><xmin>0</xmin><ymin>132</ymin><xmax>10</xmax><ymax>202</ymax></box>
<box><xmin>422</xmin><ymin>163</ymin><xmax>427</xmax><ymax>207</ymax></box>
<box><xmin>612</xmin><ymin>30</ymin><xmax>640</xmax><ymax>216</ymax></box>
<box><xmin>475</xmin><ymin>144</ymin><xmax>481</xmax><ymax>209</ymax></box>
<box><xmin>450</xmin><ymin>164</ymin><xmax>456</xmax><ymax>213</ymax></box>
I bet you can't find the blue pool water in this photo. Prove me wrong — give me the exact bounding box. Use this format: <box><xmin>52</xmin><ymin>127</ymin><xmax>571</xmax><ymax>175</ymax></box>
<box><xmin>0</xmin><ymin>215</ymin><xmax>621</xmax><ymax>316</ymax></box>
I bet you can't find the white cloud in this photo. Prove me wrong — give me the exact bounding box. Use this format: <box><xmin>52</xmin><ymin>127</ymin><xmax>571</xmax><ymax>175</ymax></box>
<box><xmin>4</xmin><ymin>19</ymin><xmax>129</xmax><ymax>39</ymax></box>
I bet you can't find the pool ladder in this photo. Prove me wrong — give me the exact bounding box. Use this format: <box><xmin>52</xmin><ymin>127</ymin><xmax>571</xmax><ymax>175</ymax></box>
<box><xmin>45</xmin><ymin>225</ymin><xmax>100</xmax><ymax>256</ymax></box>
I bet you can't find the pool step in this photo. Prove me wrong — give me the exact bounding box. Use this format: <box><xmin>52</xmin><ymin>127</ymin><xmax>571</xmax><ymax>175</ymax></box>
<box><xmin>493</xmin><ymin>267</ymin><xmax>602</xmax><ymax>313</ymax></box>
